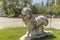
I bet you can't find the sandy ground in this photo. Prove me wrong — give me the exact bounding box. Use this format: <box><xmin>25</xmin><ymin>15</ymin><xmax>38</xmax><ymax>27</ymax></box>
<box><xmin>0</xmin><ymin>17</ymin><xmax>60</xmax><ymax>29</ymax></box>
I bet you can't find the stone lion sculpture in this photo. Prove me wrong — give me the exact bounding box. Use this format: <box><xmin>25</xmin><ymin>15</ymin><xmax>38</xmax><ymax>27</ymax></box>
<box><xmin>20</xmin><ymin>7</ymin><xmax>52</xmax><ymax>40</ymax></box>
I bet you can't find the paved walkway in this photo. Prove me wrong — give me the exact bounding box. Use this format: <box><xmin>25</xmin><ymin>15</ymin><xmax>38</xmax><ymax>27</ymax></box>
<box><xmin>47</xmin><ymin>18</ymin><xmax>60</xmax><ymax>29</ymax></box>
<box><xmin>0</xmin><ymin>17</ymin><xmax>25</xmax><ymax>29</ymax></box>
<box><xmin>0</xmin><ymin>17</ymin><xmax>60</xmax><ymax>29</ymax></box>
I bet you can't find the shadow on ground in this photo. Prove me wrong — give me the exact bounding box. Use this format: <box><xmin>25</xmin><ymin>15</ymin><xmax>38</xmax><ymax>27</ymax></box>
<box><xmin>32</xmin><ymin>35</ymin><xmax>56</xmax><ymax>40</ymax></box>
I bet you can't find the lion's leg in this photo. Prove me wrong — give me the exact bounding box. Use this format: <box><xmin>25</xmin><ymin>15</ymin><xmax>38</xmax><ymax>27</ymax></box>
<box><xmin>37</xmin><ymin>24</ymin><xmax>44</xmax><ymax>34</ymax></box>
<box><xmin>27</xmin><ymin>30</ymin><xmax>30</xmax><ymax>36</ymax></box>
<box><xmin>41</xmin><ymin>25</ymin><xmax>44</xmax><ymax>32</ymax></box>
<box><xmin>27</xmin><ymin>27</ymin><xmax>32</xmax><ymax>37</ymax></box>
<box><xmin>40</xmin><ymin>24</ymin><xmax>44</xmax><ymax>32</ymax></box>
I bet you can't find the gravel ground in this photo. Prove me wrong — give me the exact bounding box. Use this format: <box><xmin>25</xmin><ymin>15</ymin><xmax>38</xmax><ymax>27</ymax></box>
<box><xmin>0</xmin><ymin>17</ymin><xmax>25</xmax><ymax>29</ymax></box>
<box><xmin>0</xmin><ymin>17</ymin><xmax>60</xmax><ymax>29</ymax></box>
<box><xmin>47</xmin><ymin>18</ymin><xmax>60</xmax><ymax>29</ymax></box>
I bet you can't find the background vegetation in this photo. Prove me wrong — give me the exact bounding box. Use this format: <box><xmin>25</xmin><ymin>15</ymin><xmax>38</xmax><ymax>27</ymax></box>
<box><xmin>0</xmin><ymin>0</ymin><xmax>60</xmax><ymax>17</ymax></box>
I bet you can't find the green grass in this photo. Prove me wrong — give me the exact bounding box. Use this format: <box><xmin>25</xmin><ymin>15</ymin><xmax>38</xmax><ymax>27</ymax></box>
<box><xmin>0</xmin><ymin>27</ymin><xmax>60</xmax><ymax>40</ymax></box>
<box><xmin>0</xmin><ymin>27</ymin><xmax>27</xmax><ymax>40</ymax></box>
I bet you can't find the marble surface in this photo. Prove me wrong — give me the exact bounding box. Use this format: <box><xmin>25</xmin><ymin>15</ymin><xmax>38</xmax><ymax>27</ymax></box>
<box><xmin>20</xmin><ymin>7</ymin><xmax>53</xmax><ymax>40</ymax></box>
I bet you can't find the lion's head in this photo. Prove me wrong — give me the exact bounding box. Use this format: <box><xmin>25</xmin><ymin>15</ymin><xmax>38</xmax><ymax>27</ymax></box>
<box><xmin>21</xmin><ymin>7</ymin><xmax>32</xmax><ymax>18</ymax></box>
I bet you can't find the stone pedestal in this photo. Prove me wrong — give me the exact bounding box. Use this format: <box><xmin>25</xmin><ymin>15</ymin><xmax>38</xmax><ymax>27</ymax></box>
<box><xmin>20</xmin><ymin>30</ymin><xmax>53</xmax><ymax>40</ymax></box>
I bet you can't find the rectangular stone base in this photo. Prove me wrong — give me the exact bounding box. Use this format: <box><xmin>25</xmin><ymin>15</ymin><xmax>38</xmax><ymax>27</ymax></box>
<box><xmin>20</xmin><ymin>31</ymin><xmax>53</xmax><ymax>40</ymax></box>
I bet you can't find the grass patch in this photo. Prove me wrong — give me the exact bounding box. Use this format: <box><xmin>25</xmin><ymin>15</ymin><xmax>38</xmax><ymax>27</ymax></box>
<box><xmin>0</xmin><ymin>27</ymin><xmax>60</xmax><ymax>40</ymax></box>
<box><xmin>0</xmin><ymin>27</ymin><xmax>27</xmax><ymax>40</ymax></box>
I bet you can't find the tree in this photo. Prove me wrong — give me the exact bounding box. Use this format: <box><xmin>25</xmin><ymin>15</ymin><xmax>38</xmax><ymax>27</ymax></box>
<box><xmin>31</xmin><ymin>3</ymin><xmax>47</xmax><ymax>14</ymax></box>
<box><xmin>2</xmin><ymin>0</ymin><xmax>32</xmax><ymax>17</ymax></box>
<box><xmin>2</xmin><ymin>0</ymin><xmax>8</xmax><ymax>15</ymax></box>
<box><xmin>20</xmin><ymin>0</ymin><xmax>32</xmax><ymax>7</ymax></box>
<box><xmin>41</xmin><ymin>1</ymin><xmax>44</xmax><ymax>6</ymax></box>
<box><xmin>57</xmin><ymin>0</ymin><xmax>60</xmax><ymax>5</ymax></box>
<box><xmin>30</xmin><ymin>4</ymin><xmax>38</xmax><ymax>14</ymax></box>
<box><xmin>37</xmin><ymin>6</ymin><xmax>47</xmax><ymax>14</ymax></box>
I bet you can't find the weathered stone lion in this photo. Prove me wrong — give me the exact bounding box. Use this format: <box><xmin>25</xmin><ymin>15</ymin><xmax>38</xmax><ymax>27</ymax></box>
<box><xmin>20</xmin><ymin>7</ymin><xmax>52</xmax><ymax>40</ymax></box>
